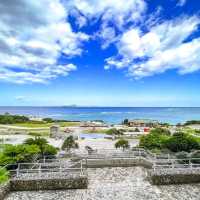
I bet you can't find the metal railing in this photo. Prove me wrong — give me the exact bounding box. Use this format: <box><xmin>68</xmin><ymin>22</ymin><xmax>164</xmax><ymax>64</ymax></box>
<box><xmin>6</xmin><ymin>160</ymin><xmax>86</xmax><ymax>179</ymax></box>
<box><xmin>73</xmin><ymin>148</ymin><xmax>200</xmax><ymax>170</ymax></box>
<box><xmin>153</xmin><ymin>158</ymin><xmax>200</xmax><ymax>170</ymax></box>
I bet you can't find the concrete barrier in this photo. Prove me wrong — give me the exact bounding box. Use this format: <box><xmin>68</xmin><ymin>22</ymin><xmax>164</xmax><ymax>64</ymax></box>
<box><xmin>148</xmin><ymin>168</ymin><xmax>200</xmax><ymax>185</ymax></box>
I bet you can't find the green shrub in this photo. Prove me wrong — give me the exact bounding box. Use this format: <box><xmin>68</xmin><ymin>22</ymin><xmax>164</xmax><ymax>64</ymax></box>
<box><xmin>106</xmin><ymin>128</ymin><xmax>123</xmax><ymax>135</ymax></box>
<box><xmin>43</xmin><ymin>144</ymin><xmax>58</xmax><ymax>157</ymax></box>
<box><xmin>24</xmin><ymin>137</ymin><xmax>57</xmax><ymax>157</ymax></box>
<box><xmin>0</xmin><ymin>168</ymin><xmax>9</xmax><ymax>184</ymax></box>
<box><xmin>139</xmin><ymin>132</ymin><xmax>169</xmax><ymax>150</ymax></box>
<box><xmin>115</xmin><ymin>139</ymin><xmax>129</xmax><ymax>150</ymax></box>
<box><xmin>165</xmin><ymin>132</ymin><xmax>199</xmax><ymax>152</ymax></box>
<box><xmin>150</xmin><ymin>127</ymin><xmax>171</xmax><ymax>136</ymax></box>
<box><xmin>43</xmin><ymin>118</ymin><xmax>54</xmax><ymax>123</ymax></box>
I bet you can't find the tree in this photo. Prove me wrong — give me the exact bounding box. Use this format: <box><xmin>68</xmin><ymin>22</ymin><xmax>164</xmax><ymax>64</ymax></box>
<box><xmin>62</xmin><ymin>136</ymin><xmax>79</xmax><ymax>151</ymax></box>
<box><xmin>164</xmin><ymin>132</ymin><xmax>199</xmax><ymax>152</ymax></box>
<box><xmin>24</xmin><ymin>137</ymin><xmax>58</xmax><ymax>157</ymax></box>
<box><xmin>115</xmin><ymin>139</ymin><xmax>129</xmax><ymax>150</ymax></box>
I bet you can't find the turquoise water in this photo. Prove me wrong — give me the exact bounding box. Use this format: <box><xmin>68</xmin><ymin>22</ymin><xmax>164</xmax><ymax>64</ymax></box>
<box><xmin>0</xmin><ymin>106</ymin><xmax>200</xmax><ymax>124</ymax></box>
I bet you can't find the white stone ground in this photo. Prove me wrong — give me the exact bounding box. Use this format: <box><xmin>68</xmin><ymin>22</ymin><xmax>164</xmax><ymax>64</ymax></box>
<box><xmin>6</xmin><ymin>167</ymin><xmax>200</xmax><ymax>200</ymax></box>
<box><xmin>76</xmin><ymin>138</ymin><xmax>139</xmax><ymax>153</ymax></box>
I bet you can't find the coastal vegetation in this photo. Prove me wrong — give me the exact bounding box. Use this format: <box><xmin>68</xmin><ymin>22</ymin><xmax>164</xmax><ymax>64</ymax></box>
<box><xmin>184</xmin><ymin>120</ymin><xmax>200</xmax><ymax>126</ymax></box>
<box><xmin>0</xmin><ymin>114</ymin><xmax>80</xmax><ymax>128</ymax></box>
<box><xmin>115</xmin><ymin>139</ymin><xmax>129</xmax><ymax>150</ymax></box>
<box><xmin>0</xmin><ymin>114</ymin><xmax>29</xmax><ymax>124</ymax></box>
<box><xmin>139</xmin><ymin>128</ymin><xmax>200</xmax><ymax>153</ymax></box>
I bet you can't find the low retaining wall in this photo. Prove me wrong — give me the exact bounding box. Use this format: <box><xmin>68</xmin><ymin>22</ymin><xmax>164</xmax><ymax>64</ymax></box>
<box><xmin>85</xmin><ymin>158</ymin><xmax>153</xmax><ymax>168</ymax></box>
<box><xmin>148</xmin><ymin>168</ymin><xmax>200</xmax><ymax>185</ymax></box>
<box><xmin>10</xmin><ymin>176</ymin><xmax>88</xmax><ymax>191</ymax></box>
<box><xmin>0</xmin><ymin>182</ymin><xmax>10</xmax><ymax>200</ymax></box>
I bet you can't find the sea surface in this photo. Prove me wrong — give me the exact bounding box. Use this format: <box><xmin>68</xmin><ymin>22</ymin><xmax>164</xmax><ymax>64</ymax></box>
<box><xmin>0</xmin><ymin>107</ymin><xmax>200</xmax><ymax>124</ymax></box>
<box><xmin>0</xmin><ymin>106</ymin><xmax>200</xmax><ymax>124</ymax></box>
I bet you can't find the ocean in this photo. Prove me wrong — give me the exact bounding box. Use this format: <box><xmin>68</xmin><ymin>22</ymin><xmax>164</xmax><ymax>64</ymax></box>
<box><xmin>0</xmin><ymin>107</ymin><xmax>200</xmax><ymax>125</ymax></box>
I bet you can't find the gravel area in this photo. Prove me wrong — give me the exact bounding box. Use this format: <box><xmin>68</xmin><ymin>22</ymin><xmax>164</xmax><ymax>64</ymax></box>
<box><xmin>6</xmin><ymin>167</ymin><xmax>200</xmax><ymax>200</ymax></box>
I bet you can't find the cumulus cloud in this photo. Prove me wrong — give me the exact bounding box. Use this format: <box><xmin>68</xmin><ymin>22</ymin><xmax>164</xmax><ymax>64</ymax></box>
<box><xmin>105</xmin><ymin>16</ymin><xmax>200</xmax><ymax>78</ymax></box>
<box><xmin>66</xmin><ymin>0</ymin><xmax>146</xmax><ymax>27</ymax></box>
<box><xmin>0</xmin><ymin>0</ymin><xmax>88</xmax><ymax>83</ymax></box>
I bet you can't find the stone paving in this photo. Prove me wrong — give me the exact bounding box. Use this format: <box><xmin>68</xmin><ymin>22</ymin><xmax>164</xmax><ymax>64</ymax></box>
<box><xmin>5</xmin><ymin>167</ymin><xmax>200</xmax><ymax>200</ymax></box>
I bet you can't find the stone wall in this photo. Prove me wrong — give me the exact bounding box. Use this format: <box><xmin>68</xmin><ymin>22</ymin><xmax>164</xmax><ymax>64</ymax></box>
<box><xmin>85</xmin><ymin>158</ymin><xmax>153</xmax><ymax>168</ymax></box>
<box><xmin>10</xmin><ymin>176</ymin><xmax>88</xmax><ymax>191</ymax></box>
<box><xmin>148</xmin><ymin>168</ymin><xmax>200</xmax><ymax>185</ymax></box>
<box><xmin>0</xmin><ymin>182</ymin><xmax>10</xmax><ymax>200</ymax></box>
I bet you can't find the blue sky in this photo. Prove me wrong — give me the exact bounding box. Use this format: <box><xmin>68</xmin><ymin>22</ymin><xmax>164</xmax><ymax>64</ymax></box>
<box><xmin>0</xmin><ymin>0</ymin><xmax>200</xmax><ymax>106</ymax></box>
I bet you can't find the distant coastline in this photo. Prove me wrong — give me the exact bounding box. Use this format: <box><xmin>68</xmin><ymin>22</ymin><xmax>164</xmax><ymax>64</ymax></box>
<box><xmin>0</xmin><ymin>107</ymin><xmax>200</xmax><ymax>125</ymax></box>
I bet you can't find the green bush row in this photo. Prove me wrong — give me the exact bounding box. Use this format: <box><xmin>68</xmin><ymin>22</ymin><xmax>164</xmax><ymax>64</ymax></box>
<box><xmin>139</xmin><ymin>128</ymin><xmax>200</xmax><ymax>152</ymax></box>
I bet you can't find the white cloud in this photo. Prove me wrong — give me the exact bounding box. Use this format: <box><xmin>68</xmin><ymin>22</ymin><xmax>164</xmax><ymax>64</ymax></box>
<box><xmin>66</xmin><ymin>0</ymin><xmax>146</xmax><ymax>28</ymax></box>
<box><xmin>15</xmin><ymin>96</ymin><xmax>26</xmax><ymax>101</ymax></box>
<box><xmin>0</xmin><ymin>0</ymin><xmax>88</xmax><ymax>83</ymax></box>
<box><xmin>105</xmin><ymin>16</ymin><xmax>200</xmax><ymax>78</ymax></box>
<box><xmin>65</xmin><ymin>0</ymin><xmax>146</xmax><ymax>50</ymax></box>
<box><xmin>177</xmin><ymin>0</ymin><xmax>187</xmax><ymax>7</ymax></box>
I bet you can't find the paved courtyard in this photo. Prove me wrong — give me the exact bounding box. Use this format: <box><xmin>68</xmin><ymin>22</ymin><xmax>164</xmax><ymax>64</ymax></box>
<box><xmin>6</xmin><ymin>167</ymin><xmax>200</xmax><ymax>200</ymax></box>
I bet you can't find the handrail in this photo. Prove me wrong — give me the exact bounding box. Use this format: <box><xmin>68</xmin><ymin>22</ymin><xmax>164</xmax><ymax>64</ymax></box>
<box><xmin>10</xmin><ymin>159</ymin><xmax>85</xmax><ymax>179</ymax></box>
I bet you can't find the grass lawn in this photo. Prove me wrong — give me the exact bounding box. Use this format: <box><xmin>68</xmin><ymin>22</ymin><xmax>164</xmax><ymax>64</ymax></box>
<box><xmin>83</xmin><ymin>129</ymin><xmax>108</xmax><ymax>134</ymax></box>
<box><xmin>12</xmin><ymin>121</ymin><xmax>80</xmax><ymax>128</ymax></box>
